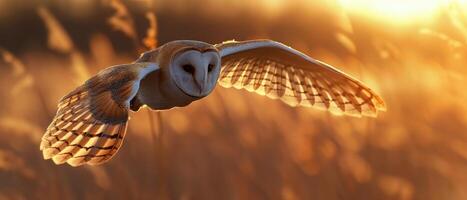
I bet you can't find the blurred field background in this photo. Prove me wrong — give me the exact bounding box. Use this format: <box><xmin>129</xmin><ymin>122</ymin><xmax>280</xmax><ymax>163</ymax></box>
<box><xmin>1</xmin><ymin>0</ymin><xmax>467</xmax><ymax>199</ymax></box>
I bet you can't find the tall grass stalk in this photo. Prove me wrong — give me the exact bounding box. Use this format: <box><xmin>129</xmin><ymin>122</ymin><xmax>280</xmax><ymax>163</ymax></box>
<box><xmin>147</xmin><ymin>109</ymin><xmax>169</xmax><ymax>199</ymax></box>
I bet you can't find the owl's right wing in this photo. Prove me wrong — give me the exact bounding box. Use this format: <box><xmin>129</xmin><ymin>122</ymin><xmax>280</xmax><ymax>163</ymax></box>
<box><xmin>40</xmin><ymin>62</ymin><xmax>159</xmax><ymax>167</ymax></box>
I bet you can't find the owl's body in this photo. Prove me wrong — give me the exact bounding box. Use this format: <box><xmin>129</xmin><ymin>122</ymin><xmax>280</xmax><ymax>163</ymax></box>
<box><xmin>40</xmin><ymin>39</ymin><xmax>386</xmax><ymax>167</ymax></box>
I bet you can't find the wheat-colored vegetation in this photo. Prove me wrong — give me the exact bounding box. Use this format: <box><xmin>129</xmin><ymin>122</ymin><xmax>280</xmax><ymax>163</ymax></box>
<box><xmin>0</xmin><ymin>0</ymin><xmax>467</xmax><ymax>199</ymax></box>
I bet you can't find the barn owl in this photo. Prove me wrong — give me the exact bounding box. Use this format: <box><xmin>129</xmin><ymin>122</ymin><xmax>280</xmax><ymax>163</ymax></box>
<box><xmin>40</xmin><ymin>40</ymin><xmax>386</xmax><ymax>167</ymax></box>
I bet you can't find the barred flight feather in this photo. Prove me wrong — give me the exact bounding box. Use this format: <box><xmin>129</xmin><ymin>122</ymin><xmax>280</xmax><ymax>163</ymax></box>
<box><xmin>40</xmin><ymin>86</ymin><xmax>128</xmax><ymax>167</ymax></box>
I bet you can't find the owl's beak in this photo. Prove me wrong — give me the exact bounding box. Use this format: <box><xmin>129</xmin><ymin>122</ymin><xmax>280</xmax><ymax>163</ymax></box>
<box><xmin>194</xmin><ymin>69</ymin><xmax>208</xmax><ymax>96</ymax></box>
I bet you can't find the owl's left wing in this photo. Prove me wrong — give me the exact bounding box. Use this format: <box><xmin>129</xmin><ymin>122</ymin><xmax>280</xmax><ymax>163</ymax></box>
<box><xmin>215</xmin><ymin>40</ymin><xmax>386</xmax><ymax>117</ymax></box>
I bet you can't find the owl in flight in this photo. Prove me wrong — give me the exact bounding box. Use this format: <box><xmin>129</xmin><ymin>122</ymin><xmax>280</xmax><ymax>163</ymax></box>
<box><xmin>40</xmin><ymin>40</ymin><xmax>386</xmax><ymax>167</ymax></box>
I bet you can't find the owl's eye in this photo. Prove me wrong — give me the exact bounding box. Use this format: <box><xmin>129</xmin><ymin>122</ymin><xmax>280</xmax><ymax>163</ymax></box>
<box><xmin>208</xmin><ymin>64</ymin><xmax>214</xmax><ymax>72</ymax></box>
<box><xmin>182</xmin><ymin>64</ymin><xmax>195</xmax><ymax>74</ymax></box>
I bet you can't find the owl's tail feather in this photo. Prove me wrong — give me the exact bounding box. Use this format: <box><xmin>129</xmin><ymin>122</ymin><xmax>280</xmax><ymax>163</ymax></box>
<box><xmin>40</xmin><ymin>87</ymin><xmax>128</xmax><ymax>167</ymax></box>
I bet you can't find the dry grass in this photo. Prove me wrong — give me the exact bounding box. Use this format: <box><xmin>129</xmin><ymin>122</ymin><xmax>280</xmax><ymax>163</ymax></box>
<box><xmin>37</xmin><ymin>6</ymin><xmax>90</xmax><ymax>83</ymax></box>
<box><xmin>143</xmin><ymin>11</ymin><xmax>158</xmax><ymax>50</ymax></box>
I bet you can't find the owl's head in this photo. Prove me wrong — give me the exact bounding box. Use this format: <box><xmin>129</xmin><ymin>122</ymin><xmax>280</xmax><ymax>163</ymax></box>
<box><xmin>168</xmin><ymin>41</ymin><xmax>221</xmax><ymax>98</ymax></box>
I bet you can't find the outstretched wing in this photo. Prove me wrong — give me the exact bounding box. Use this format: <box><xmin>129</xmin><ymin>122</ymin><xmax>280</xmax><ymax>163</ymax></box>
<box><xmin>215</xmin><ymin>40</ymin><xmax>386</xmax><ymax>117</ymax></box>
<box><xmin>40</xmin><ymin>62</ymin><xmax>159</xmax><ymax>167</ymax></box>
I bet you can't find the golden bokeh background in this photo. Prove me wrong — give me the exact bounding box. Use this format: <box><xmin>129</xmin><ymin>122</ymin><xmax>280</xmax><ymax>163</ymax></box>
<box><xmin>1</xmin><ymin>0</ymin><xmax>467</xmax><ymax>199</ymax></box>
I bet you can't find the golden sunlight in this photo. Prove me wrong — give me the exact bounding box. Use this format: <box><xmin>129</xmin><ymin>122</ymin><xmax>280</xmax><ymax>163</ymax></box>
<box><xmin>339</xmin><ymin>0</ymin><xmax>452</xmax><ymax>23</ymax></box>
<box><xmin>3</xmin><ymin>0</ymin><xmax>467</xmax><ymax>199</ymax></box>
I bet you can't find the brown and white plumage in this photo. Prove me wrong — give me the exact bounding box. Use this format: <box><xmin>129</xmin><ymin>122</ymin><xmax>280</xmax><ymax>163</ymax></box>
<box><xmin>40</xmin><ymin>63</ymin><xmax>158</xmax><ymax>166</ymax></box>
<box><xmin>40</xmin><ymin>39</ymin><xmax>386</xmax><ymax>167</ymax></box>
